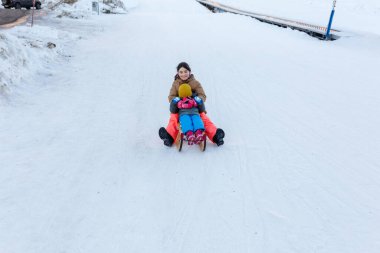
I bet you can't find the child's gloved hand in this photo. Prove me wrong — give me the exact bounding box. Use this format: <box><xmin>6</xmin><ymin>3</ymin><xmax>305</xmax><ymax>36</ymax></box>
<box><xmin>172</xmin><ymin>97</ymin><xmax>180</xmax><ymax>104</ymax></box>
<box><xmin>170</xmin><ymin>98</ymin><xmax>180</xmax><ymax>113</ymax></box>
<box><xmin>194</xmin><ymin>96</ymin><xmax>203</xmax><ymax>104</ymax></box>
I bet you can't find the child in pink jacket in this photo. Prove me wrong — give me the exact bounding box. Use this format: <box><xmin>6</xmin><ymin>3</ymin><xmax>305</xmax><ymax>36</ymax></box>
<box><xmin>175</xmin><ymin>83</ymin><xmax>206</xmax><ymax>145</ymax></box>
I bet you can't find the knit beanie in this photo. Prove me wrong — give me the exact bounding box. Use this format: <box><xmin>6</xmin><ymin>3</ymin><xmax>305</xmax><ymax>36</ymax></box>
<box><xmin>178</xmin><ymin>83</ymin><xmax>192</xmax><ymax>98</ymax></box>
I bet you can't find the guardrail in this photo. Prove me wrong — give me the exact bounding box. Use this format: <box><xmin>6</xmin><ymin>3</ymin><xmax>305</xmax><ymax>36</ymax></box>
<box><xmin>196</xmin><ymin>0</ymin><xmax>341</xmax><ymax>40</ymax></box>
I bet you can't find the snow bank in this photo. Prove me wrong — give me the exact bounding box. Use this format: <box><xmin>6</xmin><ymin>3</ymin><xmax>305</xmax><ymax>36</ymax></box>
<box><xmin>46</xmin><ymin>0</ymin><xmax>134</xmax><ymax>18</ymax></box>
<box><xmin>0</xmin><ymin>26</ymin><xmax>64</xmax><ymax>99</ymax></box>
<box><xmin>0</xmin><ymin>0</ymin><xmax>135</xmax><ymax>101</ymax></box>
<box><xmin>217</xmin><ymin>0</ymin><xmax>380</xmax><ymax>35</ymax></box>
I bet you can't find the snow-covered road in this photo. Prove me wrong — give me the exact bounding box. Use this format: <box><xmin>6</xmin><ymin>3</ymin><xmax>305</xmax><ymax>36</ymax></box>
<box><xmin>1</xmin><ymin>0</ymin><xmax>380</xmax><ymax>252</ymax></box>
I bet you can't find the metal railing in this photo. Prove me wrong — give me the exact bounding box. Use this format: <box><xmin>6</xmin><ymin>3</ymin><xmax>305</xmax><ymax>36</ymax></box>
<box><xmin>196</xmin><ymin>0</ymin><xmax>340</xmax><ymax>40</ymax></box>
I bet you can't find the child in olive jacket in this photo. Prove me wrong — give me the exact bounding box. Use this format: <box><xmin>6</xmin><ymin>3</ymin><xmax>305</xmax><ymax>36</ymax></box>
<box><xmin>159</xmin><ymin>62</ymin><xmax>225</xmax><ymax>147</ymax></box>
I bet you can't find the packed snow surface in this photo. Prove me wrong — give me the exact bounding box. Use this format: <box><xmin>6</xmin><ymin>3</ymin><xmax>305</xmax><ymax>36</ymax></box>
<box><xmin>1</xmin><ymin>0</ymin><xmax>380</xmax><ymax>252</ymax></box>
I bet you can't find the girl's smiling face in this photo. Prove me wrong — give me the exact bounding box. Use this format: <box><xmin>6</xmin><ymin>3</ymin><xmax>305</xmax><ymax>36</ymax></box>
<box><xmin>178</xmin><ymin>67</ymin><xmax>190</xmax><ymax>81</ymax></box>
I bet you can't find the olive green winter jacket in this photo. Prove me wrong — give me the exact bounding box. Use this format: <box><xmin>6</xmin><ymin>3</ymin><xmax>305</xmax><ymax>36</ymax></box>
<box><xmin>168</xmin><ymin>74</ymin><xmax>207</xmax><ymax>103</ymax></box>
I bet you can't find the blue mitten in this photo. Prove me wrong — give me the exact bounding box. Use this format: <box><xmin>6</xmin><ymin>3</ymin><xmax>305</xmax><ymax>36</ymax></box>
<box><xmin>194</xmin><ymin>96</ymin><xmax>203</xmax><ymax>104</ymax></box>
<box><xmin>170</xmin><ymin>97</ymin><xmax>180</xmax><ymax>113</ymax></box>
<box><xmin>172</xmin><ymin>97</ymin><xmax>180</xmax><ymax>104</ymax></box>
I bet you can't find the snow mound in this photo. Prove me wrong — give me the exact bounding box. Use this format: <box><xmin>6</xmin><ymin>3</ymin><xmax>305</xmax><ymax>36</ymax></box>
<box><xmin>0</xmin><ymin>0</ymin><xmax>136</xmax><ymax>101</ymax></box>
<box><xmin>45</xmin><ymin>0</ymin><xmax>131</xmax><ymax>18</ymax></box>
<box><xmin>0</xmin><ymin>26</ymin><xmax>62</xmax><ymax>98</ymax></box>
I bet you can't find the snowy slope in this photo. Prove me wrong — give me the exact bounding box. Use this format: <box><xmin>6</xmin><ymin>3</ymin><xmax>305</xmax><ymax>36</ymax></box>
<box><xmin>1</xmin><ymin>0</ymin><xmax>380</xmax><ymax>252</ymax></box>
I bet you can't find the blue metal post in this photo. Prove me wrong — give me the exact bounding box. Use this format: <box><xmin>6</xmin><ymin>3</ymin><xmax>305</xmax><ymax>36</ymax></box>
<box><xmin>325</xmin><ymin>0</ymin><xmax>337</xmax><ymax>40</ymax></box>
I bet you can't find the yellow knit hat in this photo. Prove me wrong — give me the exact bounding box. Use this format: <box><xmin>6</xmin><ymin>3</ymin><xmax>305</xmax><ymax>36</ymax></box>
<box><xmin>178</xmin><ymin>83</ymin><xmax>192</xmax><ymax>98</ymax></box>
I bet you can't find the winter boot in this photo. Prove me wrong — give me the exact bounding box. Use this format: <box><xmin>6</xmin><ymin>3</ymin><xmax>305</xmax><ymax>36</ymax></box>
<box><xmin>212</xmin><ymin>128</ymin><xmax>225</xmax><ymax>146</ymax></box>
<box><xmin>194</xmin><ymin>129</ymin><xmax>205</xmax><ymax>145</ymax></box>
<box><xmin>186</xmin><ymin>131</ymin><xmax>195</xmax><ymax>145</ymax></box>
<box><xmin>159</xmin><ymin>127</ymin><xmax>174</xmax><ymax>147</ymax></box>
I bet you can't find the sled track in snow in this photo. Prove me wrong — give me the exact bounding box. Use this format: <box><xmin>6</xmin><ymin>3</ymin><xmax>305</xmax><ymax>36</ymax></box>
<box><xmin>196</xmin><ymin>0</ymin><xmax>341</xmax><ymax>40</ymax></box>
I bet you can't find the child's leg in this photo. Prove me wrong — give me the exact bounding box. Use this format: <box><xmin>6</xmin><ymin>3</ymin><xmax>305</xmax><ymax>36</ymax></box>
<box><xmin>191</xmin><ymin>114</ymin><xmax>205</xmax><ymax>131</ymax></box>
<box><xmin>166</xmin><ymin>113</ymin><xmax>179</xmax><ymax>140</ymax></box>
<box><xmin>179</xmin><ymin>114</ymin><xmax>193</xmax><ymax>134</ymax></box>
<box><xmin>199</xmin><ymin>112</ymin><xmax>217</xmax><ymax>142</ymax></box>
<box><xmin>192</xmin><ymin>115</ymin><xmax>206</xmax><ymax>144</ymax></box>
